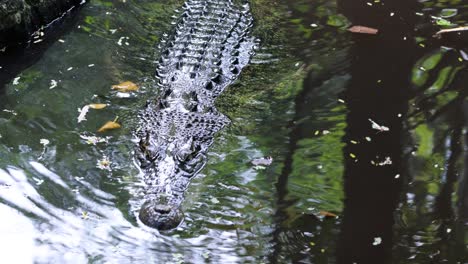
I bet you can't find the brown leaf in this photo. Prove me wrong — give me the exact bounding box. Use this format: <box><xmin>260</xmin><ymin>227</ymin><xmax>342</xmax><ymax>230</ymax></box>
<box><xmin>111</xmin><ymin>81</ymin><xmax>138</xmax><ymax>92</ymax></box>
<box><xmin>319</xmin><ymin>211</ymin><xmax>338</xmax><ymax>218</ymax></box>
<box><xmin>97</xmin><ymin>121</ymin><xmax>121</xmax><ymax>132</ymax></box>
<box><xmin>88</xmin><ymin>103</ymin><xmax>107</xmax><ymax>109</ymax></box>
<box><xmin>348</xmin><ymin>25</ymin><xmax>379</xmax><ymax>35</ymax></box>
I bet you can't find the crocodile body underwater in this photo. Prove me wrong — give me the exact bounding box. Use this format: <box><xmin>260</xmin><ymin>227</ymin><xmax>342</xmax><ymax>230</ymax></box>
<box><xmin>135</xmin><ymin>0</ymin><xmax>254</xmax><ymax>230</ymax></box>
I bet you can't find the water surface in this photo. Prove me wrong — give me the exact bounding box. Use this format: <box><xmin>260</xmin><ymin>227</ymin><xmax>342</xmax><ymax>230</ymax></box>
<box><xmin>0</xmin><ymin>0</ymin><xmax>467</xmax><ymax>263</ymax></box>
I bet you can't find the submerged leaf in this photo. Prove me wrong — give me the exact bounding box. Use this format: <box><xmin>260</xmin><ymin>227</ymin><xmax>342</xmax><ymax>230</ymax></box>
<box><xmin>111</xmin><ymin>81</ymin><xmax>138</xmax><ymax>92</ymax></box>
<box><xmin>97</xmin><ymin>121</ymin><xmax>121</xmax><ymax>132</ymax></box>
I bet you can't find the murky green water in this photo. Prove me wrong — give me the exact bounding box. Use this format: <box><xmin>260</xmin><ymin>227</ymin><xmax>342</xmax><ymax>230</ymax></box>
<box><xmin>0</xmin><ymin>0</ymin><xmax>467</xmax><ymax>263</ymax></box>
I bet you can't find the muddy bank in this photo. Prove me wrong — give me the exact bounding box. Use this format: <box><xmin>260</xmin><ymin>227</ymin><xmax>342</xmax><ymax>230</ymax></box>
<box><xmin>0</xmin><ymin>0</ymin><xmax>83</xmax><ymax>47</ymax></box>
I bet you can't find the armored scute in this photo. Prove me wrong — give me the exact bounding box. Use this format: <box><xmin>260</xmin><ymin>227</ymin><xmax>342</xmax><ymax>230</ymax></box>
<box><xmin>135</xmin><ymin>0</ymin><xmax>254</xmax><ymax>229</ymax></box>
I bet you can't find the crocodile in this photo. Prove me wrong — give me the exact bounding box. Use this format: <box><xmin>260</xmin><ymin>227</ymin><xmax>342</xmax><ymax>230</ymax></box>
<box><xmin>135</xmin><ymin>0</ymin><xmax>254</xmax><ymax>230</ymax></box>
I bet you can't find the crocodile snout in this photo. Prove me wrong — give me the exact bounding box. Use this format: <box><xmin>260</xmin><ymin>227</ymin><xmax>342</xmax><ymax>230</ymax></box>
<box><xmin>139</xmin><ymin>198</ymin><xmax>183</xmax><ymax>230</ymax></box>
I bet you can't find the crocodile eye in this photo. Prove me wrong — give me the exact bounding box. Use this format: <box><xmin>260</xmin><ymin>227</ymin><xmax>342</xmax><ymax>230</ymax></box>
<box><xmin>211</xmin><ymin>75</ymin><xmax>222</xmax><ymax>84</ymax></box>
<box><xmin>205</xmin><ymin>82</ymin><xmax>213</xmax><ymax>90</ymax></box>
<box><xmin>230</xmin><ymin>66</ymin><xmax>239</xmax><ymax>74</ymax></box>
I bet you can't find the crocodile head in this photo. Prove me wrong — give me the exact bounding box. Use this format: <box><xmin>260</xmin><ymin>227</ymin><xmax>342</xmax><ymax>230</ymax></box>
<box><xmin>139</xmin><ymin>195</ymin><xmax>183</xmax><ymax>230</ymax></box>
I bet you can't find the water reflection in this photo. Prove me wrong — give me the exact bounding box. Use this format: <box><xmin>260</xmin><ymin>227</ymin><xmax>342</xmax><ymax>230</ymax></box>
<box><xmin>336</xmin><ymin>0</ymin><xmax>417</xmax><ymax>263</ymax></box>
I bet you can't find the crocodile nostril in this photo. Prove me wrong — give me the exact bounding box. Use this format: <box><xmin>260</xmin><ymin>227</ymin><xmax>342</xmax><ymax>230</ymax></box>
<box><xmin>153</xmin><ymin>204</ymin><xmax>172</xmax><ymax>214</ymax></box>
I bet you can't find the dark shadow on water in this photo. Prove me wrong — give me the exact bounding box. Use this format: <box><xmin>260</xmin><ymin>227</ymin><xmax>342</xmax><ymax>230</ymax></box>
<box><xmin>336</xmin><ymin>0</ymin><xmax>419</xmax><ymax>263</ymax></box>
<box><xmin>0</xmin><ymin>7</ymin><xmax>82</xmax><ymax>93</ymax></box>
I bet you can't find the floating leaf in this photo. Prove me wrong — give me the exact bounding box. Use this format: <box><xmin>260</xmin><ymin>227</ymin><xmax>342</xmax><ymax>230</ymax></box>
<box><xmin>435</xmin><ymin>18</ymin><xmax>452</xmax><ymax>26</ymax></box>
<box><xmin>348</xmin><ymin>25</ymin><xmax>378</xmax><ymax>35</ymax></box>
<box><xmin>88</xmin><ymin>103</ymin><xmax>107</xmax><ymax>109</ymax></box>
<box><xmin>440</xmin><ymin>8</ymin><xmax>458</xmax><ymax>18</ymax></box>
<box><xmin>319</xmin><ymin>211</ymin><xmax>338</xmax><ymax>217</ymax></box>
<box><xmin>98</xmin><ymin>121</ymin><xmax>121</xmax><ymax>132</ymax></box>
<box><xmin>434</xmin><ymin>26</ymin><xmax>468</xmax><ymax>37</ymax></box>
<box><xmin>111</xmin><ymin>81</ymin><xmax>138</xmax><ymax>92</ymax></box>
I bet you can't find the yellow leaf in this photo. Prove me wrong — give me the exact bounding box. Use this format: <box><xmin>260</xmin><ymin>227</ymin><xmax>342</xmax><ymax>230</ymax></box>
<box><xmin>111</xmin><ymin>81</ymin><xmax>138</xmax><ymax>92</ymax></box>
<box><xmin>88</xmin><ymin>103</ymin><xmax>107</xmax><ymax>109</ymax></box>
<box><xmin>97</xmin><ymin>121</ymin><xmax>121</xmax><ymax>132</ymax></box>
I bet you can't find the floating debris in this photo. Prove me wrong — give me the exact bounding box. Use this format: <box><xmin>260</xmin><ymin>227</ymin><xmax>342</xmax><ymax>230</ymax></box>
<box><xmin>12</xmin><ymin>77</ymin><xmax>20</xmax><ymax>85</ymax></box>
<box><xmin>117</xmin><ymin>37</ymin><xmax>124</xmax><ymax>46</ymax></box>
<box><xmin>96</xmin><ymin>156</ymin><xmax>111</xmax><ymax>170</ymax></box>
<box><xmin>251</xmin><ymin>156</ymin><xmax>273</xmax><ymax>166</ymax></box>
<box><xmin>32</xmin><ymin>177</ymin><xmax>44</xmax><ymax>185</ymax></box>
<box><xmin>81</xmin><ymin>211</ymin><xmax>89</xmax><ymax>220</ymax></box>
<box><xmin>49</xmin><ymin>80</ymin><xmax>58</xmax><ymax>89</ymax></box>
<box><xmin>40</xmin><ymin>139</ymin><xmax>50</xmax><ymax>146</ymax></box>
<box><xmin>378</xmin><ymin>157</ymin><xmax>392</xmax><ymax>166</ymax></box>
<box><xmin>78</xmin><ymin>104</ymin><xmax>107</xmax><ymax>123</ymax></box>
<box><xmin>38</xmin><ymin>139</ymin><xmax>50</xmax><ymax>160</ymax></box>
<box><xmin>211</xmin><ymin>197</ymin><xmax>220</xmax><ymax>204</ymax></box>
<box><xmin>373</xmin><ymin>237</ymin><xmax>382</xmax><ymax>246</ymax></box>
<box><xmin>369</xmin><ymin>119</ymin><xmax>389</xmax><ymax>132</ymax></box>
<box><xmin>79</xmin><ymin>135</ymin><xmax>108</xmax><ymax>145</ymax></box>
<box><xmin>3</xmin><ymin>109</ymin><xmax>17</xmax><ymax>116</ymax></box>
<box><xmin>77</xmin><ymin>105</ymin><xmax>90</xmax><ymax>123</ymax></box>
